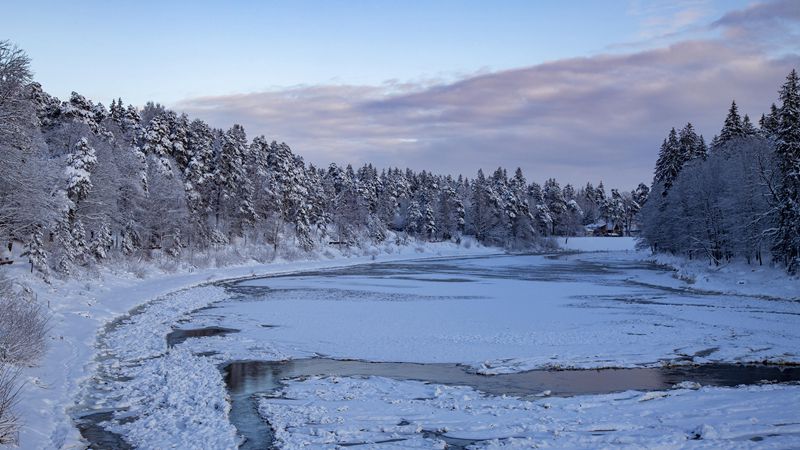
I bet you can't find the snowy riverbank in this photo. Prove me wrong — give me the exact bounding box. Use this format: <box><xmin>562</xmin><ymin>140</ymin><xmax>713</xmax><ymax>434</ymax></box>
<box><xmin>9</xmin><ymin>236</ymin><xmax>800</xmax><ymax>449</ymax></box>
<box><xmin>559</xmin><ymin>237</ymin><xmax>799</xmax><ymax>300</ymax></box>
<box><xmin>10</xmin><ymin>239</ymin><xmax>495</xmax><ymax>449</ymax></box>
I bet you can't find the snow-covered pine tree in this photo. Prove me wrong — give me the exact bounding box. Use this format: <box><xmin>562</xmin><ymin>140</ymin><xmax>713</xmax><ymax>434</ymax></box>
<box><xmin>169</xmin><ymin>113</ymin><xmax>191</xmax><ymax>171</ymax></box>
<box><xmin>653</xmin><ymin>128</ymin><xmax>684</xmax><ymax>195</ymax></box>
<box><xmin>742</xmin><ymin>114</ymin><xmax>758</xmax><ymax>137</ymax></box>
<box><xmin>62</xmin><ymin>92</ymin><xmax>102</xmax><ymax>133</ymax></box>
<box><xmin>65</xmin><ymin>137</ymin><xmax>97</xmax><ymax>206</ymax></box>
<box><xmin>405</xmin><ymin>200</ymin><xmax>422</xmax><ymax>236</ymax></box>
<box><xmin>121</xmin><ymin>221</ymin><xmax>140</xmax><ymax>255</ymax></box>
<box><xmin>89</xmin><ymin>222</ymin><xmax>113</xmax><ymax>261</ymax></box>
<box><xmin>504</xmin><ymin>168</ymin><xmax>535</xmax><ymax>245</ymax></box>
<box><xmin>53</xmin><ymin>217</ymin><xmax>74</xmax><ymax>274</ymax></box>
<box><xmin>122</xmin><ymin>104</ymin><xmax>141</xmax><ymax>133</ymax></box>
<box><xmin>695</xmin><ymin>135</ymin><xmax>708</xmax><ymax>160</ymax></box>
<box><xmin>184</xmin><ymin>119</ymin><xmax>216</xmax><ymax>219</ymax></box>
<box><xmin>676</xmin><ymin>122</ymin><xmax>706</xmax><ymax>161</ymax></box>
<box><xmin>140</xmin><ymin>112</ymin><xmax>174</xmax><ymax>178</ymax></box>
<box><xmin>215</xmin><ymin>124</ymin><xmax>255</xmax><ymax>235</ymax></box>
<box><xmin>543</xmin><ymin>178</ymin><xmax>567</xmax><ymax>235</ymax></box>
<box><xmin>71</xmin><ymin>219</ymin><xmax>88</xmax><ymax>266</ymax></box>
<box><xmin>632</xmin><ymin>183</ymin><xmax>650</xmax><ymax>210</ymax></box>
<box><xmin>717</xmin><ymin>100</ymin><xmax>745</xmax><ymax>147</ymax></box>
<box><xmin>423</xmin><ymin>201</ymin><xmax>437</xmax><ymax>241</ymax></box>
<box><xmin>760</xmin><ymin>103</ymin><xmax>780</xmax><ymax>139</ymax></box>
<box><xmin>527</xmin><ymin>182</ymin><xmax>552</xmax><ymax>235</ymax></box>
<box><xmin>109</xmin><ymin>98</ymin><xmax>125</xmax><ymax>125</ymax></box>
<box><xmin>28</xmin><ymin>225</ymin><xmax>47</xmax><ymax>274</ymax></box>
<box><xmin>468</xmin><ymin>169</ymin><xmax>499</xmax><ymax>242</ymax></box>
<box><xmin>772</xmin><ymin>69</ymin><xmax>800</xmax><ymax>273</ymax></box>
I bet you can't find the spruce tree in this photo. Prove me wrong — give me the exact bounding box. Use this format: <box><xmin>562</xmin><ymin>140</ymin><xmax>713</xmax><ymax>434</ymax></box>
<box><xmin>742</xmin><ymin>114</ymin><xmax>758</xmax><ymax>137</ymax></box>
<box><xmin>772</xmin><ymin>69</ymin><xmax>800</xmax><ymax>272</ymax></box>
<box><xmin>65</xmin><ymin>137</ymin><xmax>97</xmax><ymax>205</ymax></box>
<box><xmin>71</xmin><ymin>219</ymin><xmax>88</xmax><ymax>266</ymax></box>
<box><xmin>28</xmin><ymin>226</ymin><xmax>48</xmax><ymax>274</ymax></box>
<box><xmin>718</xmin><ymin>100</ymin><xmax>745</xmax><ymax>146</ymax></box>
<box><xmin>653</xmin><ymin>128</ymin><xmax>684</xmax><ymax>195</ymax></box>
<box><xmin>90</xmin><ymin>222</ymin><xmax>113</xmax><ymax>260</ymax></box>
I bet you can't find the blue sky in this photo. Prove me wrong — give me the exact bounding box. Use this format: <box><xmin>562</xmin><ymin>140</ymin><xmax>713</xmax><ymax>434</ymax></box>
<box><xmin>4</xmin><ymin>0</ymin><xmax>798</xmax><ymax>187</ymax></box>
<box><xmin>7</xmin><ymin>0</ymin><xmax>750</xmax><ymax>105</ymax></box>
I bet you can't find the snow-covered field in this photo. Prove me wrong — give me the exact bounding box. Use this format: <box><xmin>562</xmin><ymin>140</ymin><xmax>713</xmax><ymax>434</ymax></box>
<box><xmin>10</xmin><ymin>237</ymin><xmax>800</xmax><ymax>449</ymax></box>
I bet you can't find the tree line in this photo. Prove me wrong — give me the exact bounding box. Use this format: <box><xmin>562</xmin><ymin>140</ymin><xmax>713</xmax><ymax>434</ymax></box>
<box><xmin>0</xmin><ymin>41</ymin><xmax>646</xmax><ymax>278</ymax></box>
<box><xmin>639</xmin><ymin>69</ymin><xmax>800</xmax><ymax>273</ymax></box>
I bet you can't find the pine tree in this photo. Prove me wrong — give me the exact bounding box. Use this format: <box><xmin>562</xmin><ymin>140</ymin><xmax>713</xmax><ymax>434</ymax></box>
<box><xmin>695</xmin><ymin>135</ymin><xmax>708</xmax><ymax>160</ymax></box>
<box><xmin>169</xmin><ymin>113</ymin><xmax>191</xmax><ymax>171</ymax></box>
<box><xmin>140</xmin><ymin>113</ymin><xmax>174</xmax><ymax>177</ymax></box>
<box><xmin>760</xmin><ymin>103</ymin><xmax>780</xmax><ymax>138</ymax></box>
<box><xmin>109</xmin><ymin>97</ymin><xmax>125</xmax><ymax>124</ymax></box>
<box><xmin>742</xmin><ymin>114</ymin><xmax>758</xmax><ymax>137</ymax></box>
<box><xmin>65</xmin><ymin>137</ymin><xmax>97</xmax><ymax>205</ymax></box>
<box><xmin>214</xmin><ymin>124</ymin><xmax>255</xmax><ymax>233</ymax></box>
<box><xmin>772</xmin><ymin>69</ymin><xmax>800</xmax><ymax>272</ymax></box>
<box><xmin>678</xmin><ymin>123</ymin><xmax>705</xmax><ymax>160</ymax></box>
<box><xmin>53</xmin><ymin>218</ymin><xmax>74</xmax><ymax>274</ymax></box>
<box><xmin>543</xmin><ymin>178</ymin><xmax>566</xmax><ymax>235</ymax></box>
<box><xmin>632</xmin><ymin>183</ymin><xmax>650</xmax><ymax>209</ymax></box>
<box><xmin>423</xmin><ymin>202</ymin><xmax>437</xmax><ymax>240</ymax></box>
<box><xmin>90</xmin><ymin>222</ymin><xmax>113</xmax><ymax>260</ymax></box>
<box><xmin>121</xmin><ymin>222</ymin><xmax>140</xmax><ymax>255</ymax></box>
<box><xmin>28</xmin><ymin>226</ymin><xmax>48</xmax><ymax>274</ymax></box>
<box><xmin>653</xmin><ymin>128</ymin><xmax>685</xmax><ymax>194</ymax></box>
<box><xmin>718</xmin><ymin>100</ymin><xmax>745</xmax><ymax>146</ymax></box>
<box><xmin>527</xmin><ymin>182</ymin><xmax>552</xmax><ymax>235</ymax></box>
<box><xmin>405</xmin><ymin>200</ymin><xmax>422</xmax><ymax>235</ymax></box>
<box><xmin>71</xmin><ymin>219</ymin><xmax>88</xmax><ymax>266</ymax></box>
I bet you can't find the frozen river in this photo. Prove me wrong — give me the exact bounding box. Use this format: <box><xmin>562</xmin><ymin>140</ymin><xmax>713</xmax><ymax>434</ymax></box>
<box><xmin>75</xmin><ymin>251</ymin><xmax>800</xmax><ymax>448</ymax></box>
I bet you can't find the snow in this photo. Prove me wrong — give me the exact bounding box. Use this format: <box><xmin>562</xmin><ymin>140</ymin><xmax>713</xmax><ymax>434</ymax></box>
<box><xmin>11</xmin><ymin>239</ymin><xmax>493</xmax><ymax>450</ymax></box>
<box><xmin>259</xmin><ymin>375</ymin><xmax>800</xmax><ymax>449</ymax></box>
<box><xmin>557</xmin><ymin>236</ymin><xmax>638</xmax><ymax>252</ymax></box>
<box><xmin>645</xmin><ymin>252</ymin><xmax>800</xmax><ymax>301</ymax></box>
<box><xmin>175</xmin><ymin>250</ymin><xmax>800</xmax><ymax>374</ymax></box>
<box><xmin>9</xmin><ymin>235</ymin><xmax>800</xmax><ymax>449</ymax></box>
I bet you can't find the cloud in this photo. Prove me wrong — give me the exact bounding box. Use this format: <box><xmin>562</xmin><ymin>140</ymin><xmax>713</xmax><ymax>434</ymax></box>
<box><xmin>173</xmin><ymin>0</ymin><xmax>800</xmax><ymax>189</ymax></box>
<box><xmin>711</xmin><ymin>0</ymin><xmax>800</xmax><ymax>49</ymax></box>
<box><xmin>628</xmin><ymin>0</ymin><xmax>713</xmax><ymax>41</ymax></box>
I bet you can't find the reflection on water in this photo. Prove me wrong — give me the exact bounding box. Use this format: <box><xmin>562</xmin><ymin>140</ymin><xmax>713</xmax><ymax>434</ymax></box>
<box><xmin>223</xmin><ymin>358</ymin><xmax>800</xmax><ymax>449</ymax></box>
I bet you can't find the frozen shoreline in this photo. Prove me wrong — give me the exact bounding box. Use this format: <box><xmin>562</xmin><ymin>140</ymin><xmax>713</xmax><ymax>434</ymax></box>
<box><xmin>10</xmin><ymin>236</ymin><xmax>800</xmax><ymax>449</ymax></box>
<box><xmin>12</xmin><ymin>240</ymin><xmax>495</xmax><ymax>450</ymax></box>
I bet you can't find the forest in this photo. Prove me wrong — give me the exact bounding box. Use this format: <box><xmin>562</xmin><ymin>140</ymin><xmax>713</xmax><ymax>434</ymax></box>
<box><xmin>639</xmin><ymin>70</ymin><xmax>800</xmax><ymax>274</ymax></box>
<box><xmin>0</xmin><ymin>41</ymin><xmax>646</xmax><ymax>280</ymax></box>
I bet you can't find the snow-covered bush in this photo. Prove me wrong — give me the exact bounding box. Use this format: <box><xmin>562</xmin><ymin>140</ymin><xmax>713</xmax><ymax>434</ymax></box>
<box><xmin>0</xmin><ymin>364</ymin><xmax>20</xmax><ymax>445</ymax></box>
<box><xmin>0</xmin><ymin>277</ymin><xmax>48</xmax><ymax>366</ymax></box>
<box><xmin>0</xmin><ymin>275</ymin><xmax>47</xmax><ymax>446</ymax></box>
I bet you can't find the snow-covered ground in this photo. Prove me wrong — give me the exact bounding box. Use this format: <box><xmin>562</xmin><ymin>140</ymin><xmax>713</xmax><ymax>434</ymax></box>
<box><xmin>9</xmin><ymin>239</ymin><xmax>494</xmax><ymax>450</ymax></box>
<box><xmin>260</xmin><ymin>376</ymin><xmax>800</xmax><ymax>449</ymax></box>
<box><xmin>8</xmin><ymin>236</ymin><xmax>800</xmax><ymax>449</ymax></box>
<box><xmin>178</xmin><ymin>246</ymin><xmax>800</xmax><ymax>373</ymax></box>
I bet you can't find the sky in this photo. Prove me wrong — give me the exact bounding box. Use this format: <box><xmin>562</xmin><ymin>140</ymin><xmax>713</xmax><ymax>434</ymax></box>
<box><xmin>5</xmin><ymin>0</ymin><xmax>800</xmax><ymax>187</ymax></box>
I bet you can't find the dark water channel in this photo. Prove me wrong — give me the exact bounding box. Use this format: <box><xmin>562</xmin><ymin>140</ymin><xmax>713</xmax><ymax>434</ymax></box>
<box><xmin>224</xmin><ymin>358</ymin><xmax>800</xmax><ymax>449</ymax></box>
